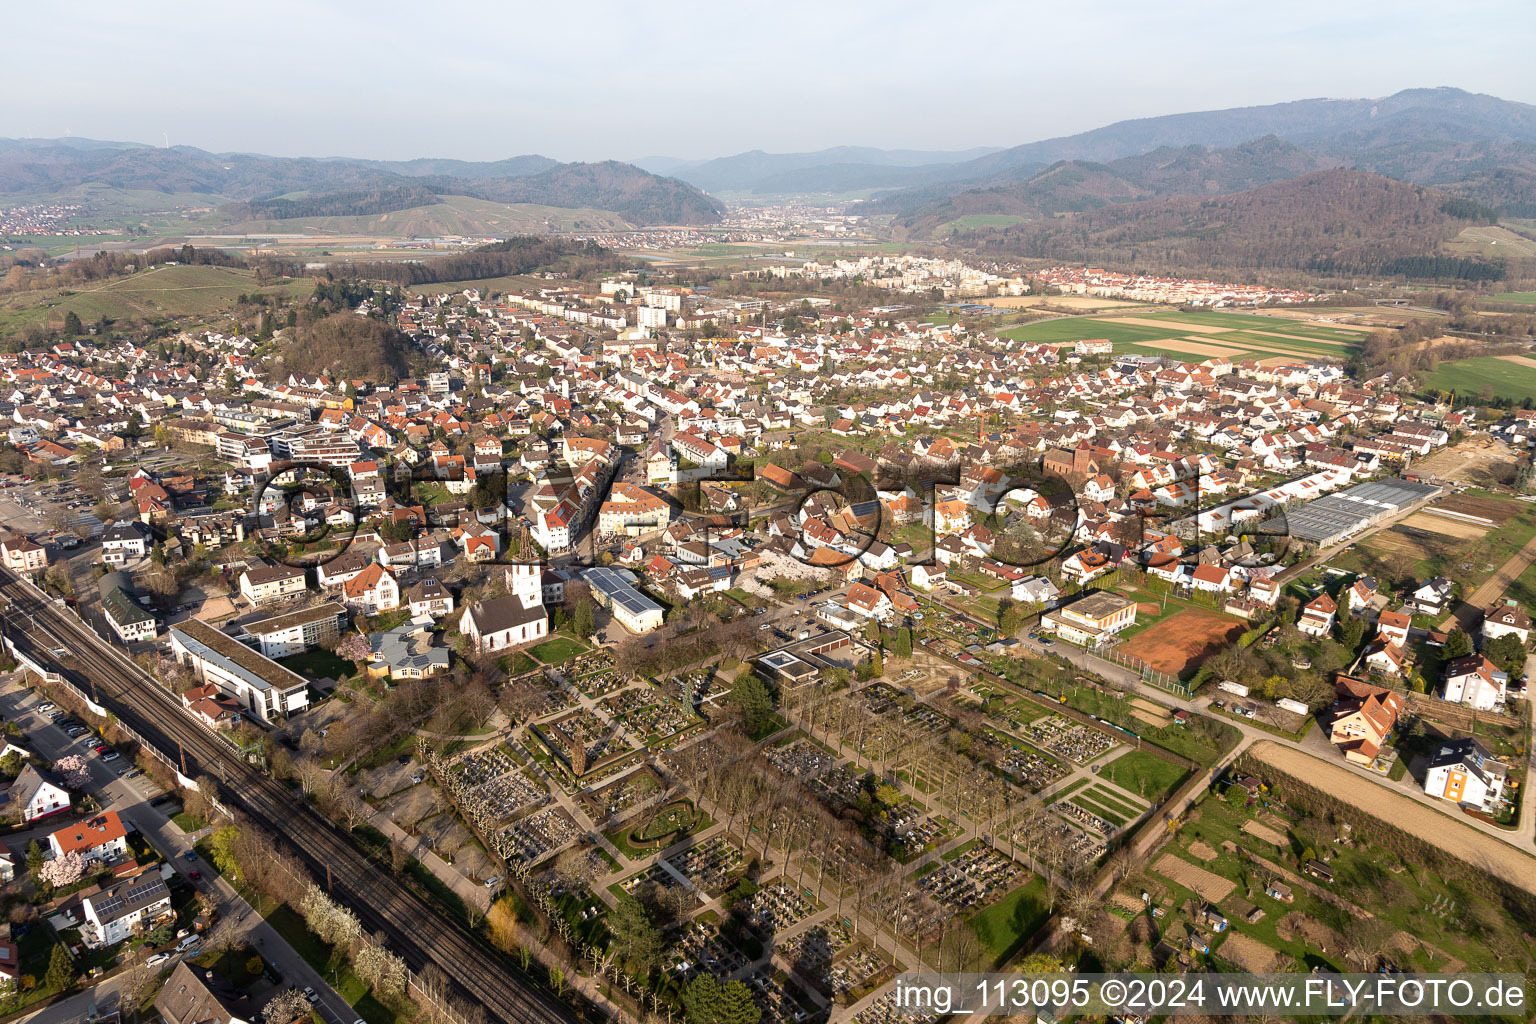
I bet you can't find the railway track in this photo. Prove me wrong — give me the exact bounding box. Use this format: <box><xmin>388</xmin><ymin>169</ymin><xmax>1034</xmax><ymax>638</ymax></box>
<box><xmin>0</xmin><ymin>568</ymin><xmax>582</xmax><ymax>1024</ymax></box>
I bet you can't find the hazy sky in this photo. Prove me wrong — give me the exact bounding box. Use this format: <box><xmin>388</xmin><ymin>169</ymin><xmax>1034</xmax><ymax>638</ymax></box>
<box><xmin>8</xmin><ymin>0</ymin><xmax>1535</xmax><ymax>163</ymax></box>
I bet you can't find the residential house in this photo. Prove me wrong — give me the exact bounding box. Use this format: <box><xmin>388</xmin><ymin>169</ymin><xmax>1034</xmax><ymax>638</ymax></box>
<box><xmin>1329</xmin><ymin>677</ymin><xmax>1403</xmax><ymax>764</ymax></box>
<box><xmin>341</xmin><ymin>563</ymin><xmax>400</xmax><ymax>617</ymax></box>
<box><xmin>1297</xmin><ymin>593</ymin><xmax>1337</xmax><ymax>639</ymax></box>
<box><xmin>1376</xmin><ymin>608</ymin><xmax>1411</xmax><ymax>648</ymax></box>
<box><xmin>82</xmin><ymin>872</ymin><xmax>173</xmax><ymax>947</ymax></box>
<box><xmin>1423</xmin><ymin>737</ymin><xmax>1508</xmax><ymax>812</ymax></box>
<box><xmin>0</xmin><ymin>536</ymin><xmax>47</xmax><ymax>575</ymax></box>
<box><xmin>1443</xmin><ymin>654</ymin><xmax>1507</xmax><ymax>711</ymax></box>
<box><xmin>4</xmin><ymin>764</ymin><xmax>70</xmax><ymax>822</ymax></box>
<box><xmin>405</xmin><ymin>577</ymin><xmax>455</xmax><ymax>619</ymax></box>
<box><xmin>238</xmin><ymin>564</ymin><xmax>307</xmax><ymax>606</ymax></box>
<box><xmin>48</xmin><ymin>811</ymin><xmax>129</xmax><ymax>864</ymax></box>
<box><xmin>1483</xmin><ymin>601</ymin><xmax>1531</xmax><ymax>645</ymax></box>
<box><xmin>100</xmin><ymin>521</ymin><xmax>152</xmax><ymax>566</ymax></box>
<box><xmin>156</xmin><ymin>962</ymin><xmax>255</xmax><ymax>1024</ymax></box>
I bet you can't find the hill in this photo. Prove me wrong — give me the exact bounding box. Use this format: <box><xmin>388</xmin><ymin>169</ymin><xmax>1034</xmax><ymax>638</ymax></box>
<box><xmin>954</xmin><ymin>169</ymin><xmax>1505</xmax><ymax>279</ymax></box>
<box><xmin>650</xmin><ymin>145</ymin><xmax>1000</xmax><ymax>194</ymax></box>
<box><xmin>867</xmin><ymin>88</ymin><xmax>1536</xmax><ymax>217</ymax></box>
<box><xmin>0</xmin><ymin>140</ymin><xmax>721</xmax><ymax>227</ymax></box>
<box><xmin>891</xmin><ymin>137</ymin><xmax>1333</xmax><ymax>233</ymax></box>
<box><xmin>275</xmin><ymin>313</ymin><xmax>418</xmax><ymax>382</ymax></box>
<box><xmin>221</xmin><ymin>195</ymin><xmax>632</xmax><ymax>237</ymax></box>
<box><xmin>469</xmin><ymin>161</ymin><xmax>723</xmax><ymax>225</ymax></box>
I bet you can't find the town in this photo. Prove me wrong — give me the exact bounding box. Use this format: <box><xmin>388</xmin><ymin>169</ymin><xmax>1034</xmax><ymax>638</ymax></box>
<box><xmin>0</xmin><ymin>227</ymin><xmax>1532</xmax><ymax>1024</ymax></box>
<box><xmin>4</xmin><ymin>14</ymin><xmax>1536</xmax><ymax>1022</ymax></box>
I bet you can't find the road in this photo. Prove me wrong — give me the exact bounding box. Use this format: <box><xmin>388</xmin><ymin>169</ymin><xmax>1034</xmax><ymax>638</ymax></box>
<box><xmin>0</xmin><ymin>567</ymin><xmax>579</xmax><ymax>1024</ymax></box>
<box><xmin>0</xmin><ymin>680</ymin><xmax>358</xmax><ymax>1024</ymax></box>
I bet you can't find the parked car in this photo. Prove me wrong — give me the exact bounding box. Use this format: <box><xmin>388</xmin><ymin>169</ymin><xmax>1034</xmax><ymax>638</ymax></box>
<box><xmin>93</xmin><ymin>744</ymin><xmax>108</xmax><ymax>754</ymax></box>
<box><xmin>37</xmin><ymin>702</ymin><xmax>56</xmax><ymax>712</ymax></box>
<box><xmin>102</xmin><ymin>751</ymin><xmax>121</xmax><ymax>762</ymax></box>
<box><xmin>146</xmin><ymin>952</ymin><xmax>171</xmax><ymax>967</ymax></box>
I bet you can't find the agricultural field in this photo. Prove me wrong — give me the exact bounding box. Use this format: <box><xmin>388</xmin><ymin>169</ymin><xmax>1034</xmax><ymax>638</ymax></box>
<box><xmin>0</xmin><ymin>263</ymin><xmax>311</xmax><ymax>334</ymax></box>
<box><xmin>1490</xmin><ymin>290</ymin><xmax>1536</xmax><ymax>304</ymax></box>
<box><xmin>999</xmin><ymin>308</ymin><xmax>1367</xmax><ymax>364</ymax></box>
<box><xmin>1333</xmin><ymin>491</ymin><xmax>1536</xmax><ymax>590</ymax></box>
<box><xmin>1427</xmin><ymin>355</ymin><xmax>1536</xmax><ymax>403</ymax></box>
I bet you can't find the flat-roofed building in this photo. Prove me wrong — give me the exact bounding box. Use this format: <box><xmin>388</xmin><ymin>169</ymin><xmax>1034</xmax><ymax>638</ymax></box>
<box><xmin>581</xmin><ymin>566</ymin><xmax>665</xmax><ymax>634</ymax></box>
<box><xmin>239</xmin><ymin>602</ymin><xmax>348</xmax><ymax>658</ymax></box>
<box><xmin>1040</xmin><ymin>590</ymin><xmax>1138</xmax><ymax>647</ymax></box>
<box><xmin>169</xmin><ymin>618</ymin><xmax>310</xmax><ymax>724</ymax></box>
<box><xmin>238</xmin><ymin>564</ymin><xmax>307</xmax><ymax>606</ymax></box>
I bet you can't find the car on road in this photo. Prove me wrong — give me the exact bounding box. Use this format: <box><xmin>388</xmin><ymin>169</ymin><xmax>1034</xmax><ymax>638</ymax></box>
<box><xmin>182</xmin><ymin>850</ymin><xmax>197</xmax><ymax>862</ymax></box>
<box><xmin>188</xmin><ymin>869</ymin><xmax>201</xmax><ymax>881</ymax></box>
<box><xmin>176</xmin><ymin>935</ymin><xmax>200</xmax><ymax>952</ymax></box>
<box><xmin>303</xmin><ymin>987</ymin><xmax>319</xmax><ymax>1005</ymax></box>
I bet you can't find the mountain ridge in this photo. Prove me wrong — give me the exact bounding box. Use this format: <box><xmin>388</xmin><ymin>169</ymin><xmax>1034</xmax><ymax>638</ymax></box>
<box><xmin>0</xmin><ymin>140</ymin><xmax>722</xmax><ymax>226</ymax></box>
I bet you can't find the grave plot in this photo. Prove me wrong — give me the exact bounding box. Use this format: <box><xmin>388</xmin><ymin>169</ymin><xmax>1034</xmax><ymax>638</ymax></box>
<box><xmin>537</xmin><ymin>707</ymin><xmax>639</xmax><ymax>772</ymax></box>
<box><xmin>599</xmin><ymin>685</ymin><xmax>700</xmax><ymax>744</ymax></box>
<box><xmin>781</xmin><ymin>920</ymin><xmax>855</xmax><ymax>990</ymax></box>
<box><xmin>854</xmin><ymin>989</ymin><xmax>940</xmax><ymax>1024</ymax></box>
<box><xmin>441</xmin><ymin>747</ymin><xmax>547</xmax><ymax>824</ymax></box>
<box><xmin>883</xmin><ymin>805</ymin><xmax>960</xmax><ymax>860</ymax></box>
<box><xmin>917</xmin><ymin>847</ymin><xmax>1026</xmax><ymax>920</ymax></box>
<box><xmin>738</xmin><ymin>880</ymin><xmax>820</xmax><ymax>935</ymax></box>
<box><xmin>828</xmin><ymin>944</ymin><xmax>894</xmax><ymax>1004</ymax></box>
<box><xmin>765</xmin><ymin>738</ymin><xmax>837</xmax><ymax>781</ymax></box>
<box><xmin>582</xmin><ymin>765</ymin><xmax>663</xmax><ymax>821</ymax></box>
<box><xmin>993</xmin><ymin>744</ymin><xmax>1067</xmax><ymax>791</ymax></box>
<box><xmin>492</xmin><ymin>806</ymin><xmax>581</xmax><ymax>863</ymax></box>
<box><xmin>745</xmin><ymin>970</ymin><xmax>816</xmax><ymax>1024</ymax></box>
<box><xmin>664</xmin><ymin>835</ymin><xmax>745</xmax><ymax>897</ymax></box>
<box><xmin>668</xmin><ymin>919</ymin><xmax>751</xmax><ymax>979</ymax></box>
<box><xmin>617</xmin><ymin>862</ymin><xmax>700</xmax><ymax>913</ymax></box>
<box><xmin>1027</xmin><ymin>714</ymin><xmax>1117</xmax><ymax>763</ymax></box>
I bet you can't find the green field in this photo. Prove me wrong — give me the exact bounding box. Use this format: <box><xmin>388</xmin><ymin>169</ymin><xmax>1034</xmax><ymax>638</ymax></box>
<box><xmin>1096</xmin><ymin>749</ymin><xmax>1189</xmax><ymax>803</ymax></box>
<box><xmin>935</xmin><ymin>214</ymin><xmax>1030</xmax><ymax>234</ymax></box>
<box><xmin>1491</xmin><ymin>291</ymin><xmax>1536</xmax><ymax>304</ymax></box>
<box><xmin>968</xmin><ymin>875</ymin><xmax>1050</xmax><ymax>965</ymax></box>
<box><xmin>0</xmin><ymin>263</ymin><xmax>310</xmax><ymax>333</ymax></box>
<box><xmin>1427</xmin><ymin>356</ymin><xmax>1536</xmax><ymax>403</ymax></box>
<box><xmin>999</xmin><ymin>309</ymin><xmax>1363</xmax><ymax>364</ymax></box>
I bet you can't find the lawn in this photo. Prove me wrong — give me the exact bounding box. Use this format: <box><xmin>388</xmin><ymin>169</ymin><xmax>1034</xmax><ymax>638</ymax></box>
<box><xmin>529</xmin><ymin>636</ymin><xmax>589</xmax><ymax>664</ymax></box>
<box><xmin>497</xmin><ymin>650</ymin><xmax>538</xmax><ymax>675</ymax></box>
<box><xmin>279</xmin><ymin>648</ymin><xmax>354</xmax><ymax>682</ymax></box>
<box><xmin>1427</xmin><ymin>356</ymin><xmax>1536</xmax><ymax>404</ymax></box>
<box><xmin>968</xmin><ymin>875</ymin><xmax>1050</xmax><ymax>966</ymax></box>
<box><xmin>1491</xmin><ymin>291</ymin><xmax>1536</xmax><ymax>304</ymax></box>
<box><xmin>172</xmin><ymin>811</ymin><xmax>208</xmax><ymax>832</ymax></box>
<box><xmin>1096</xmin><ymin>749</ymin><xmax>1190</xmax><ymax>803</ymax></box>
